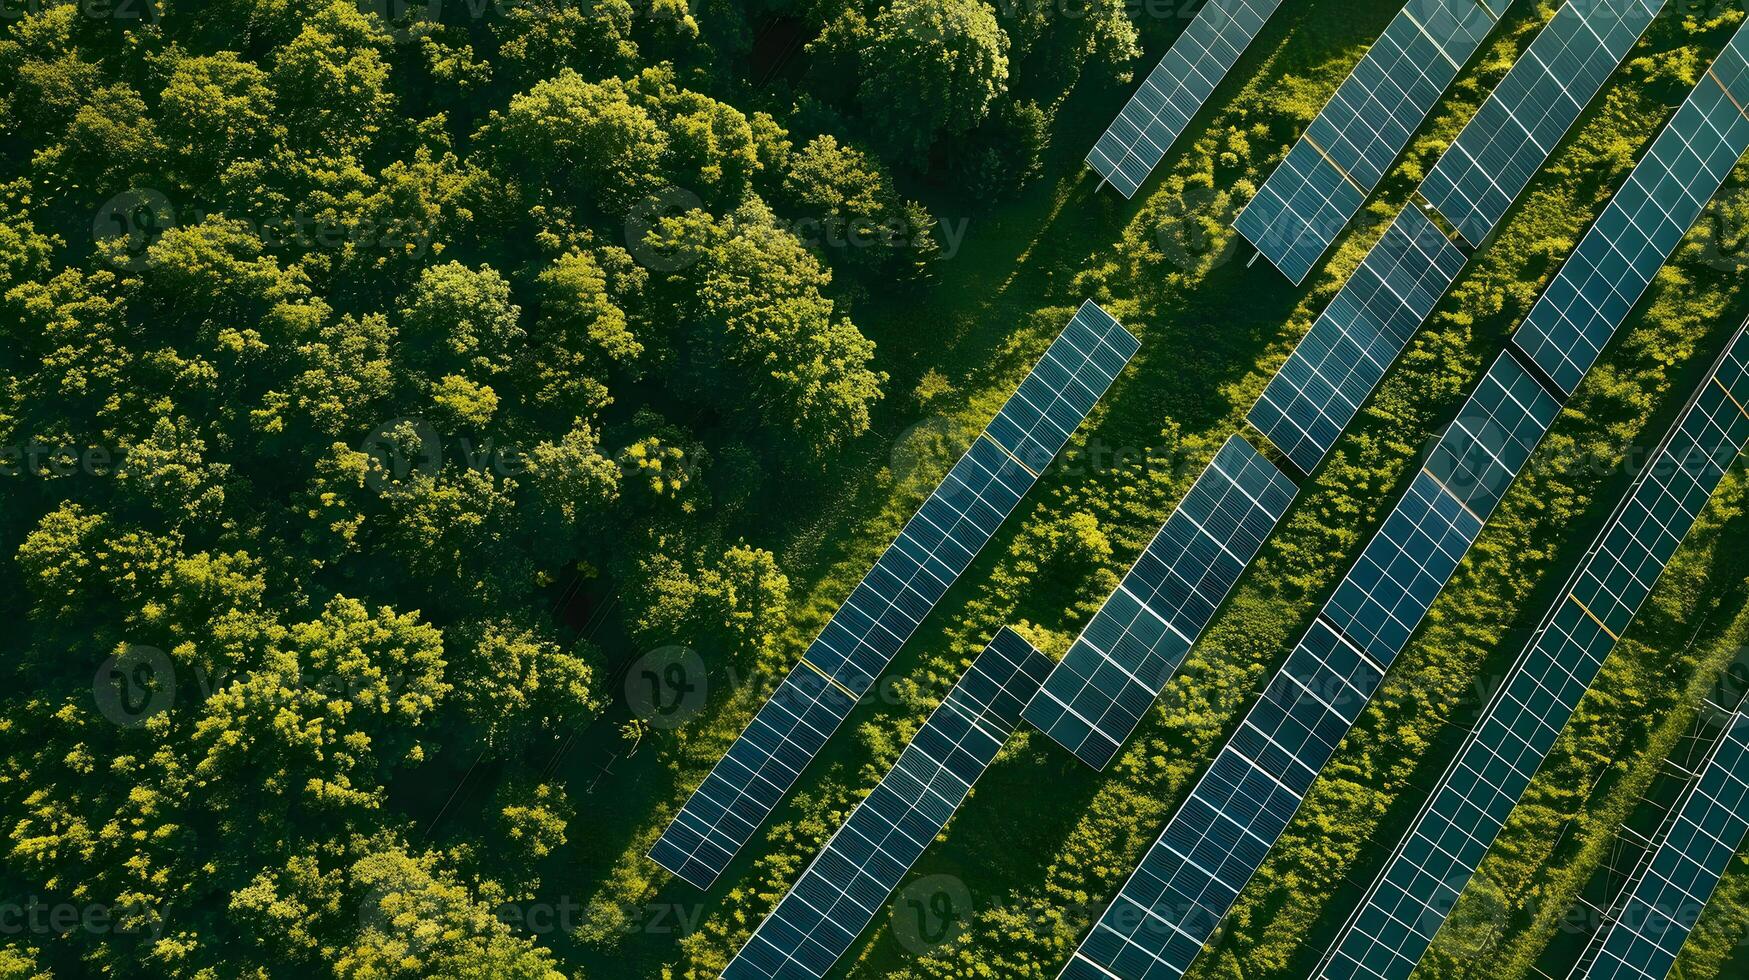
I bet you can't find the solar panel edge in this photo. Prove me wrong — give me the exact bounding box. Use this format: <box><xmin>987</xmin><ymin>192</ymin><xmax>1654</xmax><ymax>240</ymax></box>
<box><xmin>1311</xmin><ymin>320</ymin><xmax>1749</xmax><ymax>980</ymax></box>
<box><xmin>652</xmin><ymin>302</ymin><xmax>1138</xmax><ymax>890</ymax></box>
<box><xmin>1419</xmin><ymin>0</ymin><xmax>1669</xmax><ymax>246</ymax></box>
<box><xmin>1575</xmin><ymin>708</ymin><xmax>1749</xmax><ymax>980</ymax></box>
<box><xmin>1246</xmin><ymin>204</ymin><xmax>1469</xmax><ymax>477</ymax></box>
<box><xmin>1087</xmin><ymin>0</ymin><xmax>1285</xmax><ymax>198</ymax></box>
<box><xmin>1061</xmin><ymin>350</ymin><xmax>1566</xmax><ymax>980</ymax></box>
<box><xmin>1512</xmin><ymin>25</ymin><xmax>1749</xmax><ymax>396</ymax></box>
<box><xmin>720</xmin><ymin>627</ymin><xmax>1050</xmax><ymax>980</ymax></box>
<box><xmin>1025</xmin><ymin>435</ymin><xmax>1298</xmax><ymax>770</ymax></box>
<box><xmin>1238</xmin><ymin>0</ymin><xmax>1504</xmax><ymax>282</ymax></box>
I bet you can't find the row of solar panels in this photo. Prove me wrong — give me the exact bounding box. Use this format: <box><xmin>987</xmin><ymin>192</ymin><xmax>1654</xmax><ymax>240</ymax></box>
<box><xmin>719</xmin><ymin>419</ymin><xmax>1306</xmax><ymax>977</ymax></box>
<box><xmin>722</xmin><ymin>628</ymin><xmax>1053</xmax><ymax>979</ymax></box>
<box><xmin>652</xmin><ymin>301</ymin><xmax>1139</xmax><ymax>889</ymax></box>
<box><xmin>1064</xmin><ymin>348</ymin><xmax>1559</xmax><ymax>980</ymax></box>
<box><xmin>1061</xmin><ymin>21</ymin><xmax>1749</xmax><ymax>980</ymax></box>
<box><xmin>1251</xmin><ymin>0</ymin><xmax>1666</xmax><ymax>476</ymax></box>
<box><xmin>1577</xmin><ymin>707</ymin><xmax>1749</xmax><ymax>980</ymax></box>
<box><xmin>671</xmin><ymin>5</ymin><xmax>1749</xmax><ymax>977</ymax></box>
<box><xmin>1234</xmin><ymin>0</ymin><xmax>1504</xmax><ymax>283</ymax></box>
<box><xmin>1320</xmin><ymin>321</ymin><xmax>1749</xmax><ymax>980</ymax></box>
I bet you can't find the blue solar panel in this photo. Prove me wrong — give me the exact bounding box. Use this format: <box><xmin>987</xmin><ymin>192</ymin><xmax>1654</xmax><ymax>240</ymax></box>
<box><xmin>652</xmin><ymin>302</ymin><xmax>1137</xmax><ymax>889</ymax></box>
<box><xmin>1088</xmin><ymin>0</ymin><xmax>1285</xmax><ymax>197</ymax></box>
<box><xmin>1515</xmin><ymin>29</ymin><xmax>1749</xmax><ymax>395</ymax></box>
<box><xmin>1577</xmin><ymin>708</ymin><xmax>1749</xmax><ymax>980</ymax></box>
<box><xmin>1248</xmin><ymin>206</ymin><xmax>1468</xmax><ymax>474</ymax></box>
<box><xmin>1325</xmin><ymin>352</ymin><xmax>1558</xmax><ymax>664</ymax></box>
<box><xmin>1423</xmin><ymin>0</ymin><xmax>1665</xmax><ymax>246</ymax></box>
<box><xmin>1059</xmin><ymin>348</ymin><xmax>1564</xmax><ymax>980</ymax></box>
<box><xmin>1064</xmin><ymin>619</ymin><xmax>1382</xmax><ymax>980</ymax></box>
<box><xmin>1024</xmin><ymin>436</ymin><xmax>1298</xmax><ymax>769</ymax></box>
<box><xmin>1235</xmin><ymin>0</ymin><xmax>1501</xmax><ymax>283</ymax></box>
<box><xmin>722</xmin><ymin>628</ymin><xmax>1052</xmax><ymax>979</ymax></box>
<box><xmin>1317</xmin><ymin>322</ymin><xmax>1749</xmax><ymax>980</ymax></box>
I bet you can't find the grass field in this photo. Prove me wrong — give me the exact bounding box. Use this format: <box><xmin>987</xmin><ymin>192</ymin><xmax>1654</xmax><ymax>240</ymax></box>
<box><xmin>552</xmin><ymin>3</ymin><xmax>1749</xmax><ymax>978</ymax></box>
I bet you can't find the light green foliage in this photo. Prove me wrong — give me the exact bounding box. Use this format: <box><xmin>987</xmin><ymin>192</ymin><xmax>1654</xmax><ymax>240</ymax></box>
<box><xmin>861</xmin><ymin>0</ymin><xmax>1010</xmax><ymax>157</ymax></box>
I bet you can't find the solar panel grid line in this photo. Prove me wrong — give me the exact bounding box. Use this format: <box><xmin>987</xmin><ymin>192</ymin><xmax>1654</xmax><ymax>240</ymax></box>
<box><xmin>1250</xmin><ymin>0</ymin><xmax>1669</xmax><ymax>472</ymax></box>
<box><xmin>1575</xmin><ymin>709</ymin><xmax>1749</xmax><ymax>979</ymax></box>
<box><xmin>1247</xmin><ymin>205</ymin><xmax>1469</xmax><ymax>474</ymax></box>
<box><xmin>721</xmin><ymin>628</ymin><xmax>1052</xmax><ymax>980</ymax></box>
<box><xmin>1234</xmin><ymin>0</ymin><xmax>1501</xmax><ymax>283</ymax></box>
<box><xmin>1061</xmin><ymin>348</ymin><xmax>1566</xmax><ymax>980</ymax></box>
<box><xmin>652</xmin><ymin>303</ymin><xmax>1137</xmax><ymax>890</ymax></box>
<box><xmin>1024</xmin><ymin>435</ymin><xmax>1298</xmax><ymax>769</ymax></box>
<box><xmin>1087</xmin><ymin>0</ymin><xmax>1286</xmax><ymax>197</ymax></box>
<box><xmin>1513</xmin><ymin>28</ymin><xmax>1749</xmax><ymax>395</ymax></box>
<box><xmin>1313</xmin><ymin>322</ymin><xmax>1749</xmax><ymax>980</ymax></box>
<box><xmin>1423</xmin><ymin>0</ymin><xmax>1667</xmax><ymax>246</ymax></box>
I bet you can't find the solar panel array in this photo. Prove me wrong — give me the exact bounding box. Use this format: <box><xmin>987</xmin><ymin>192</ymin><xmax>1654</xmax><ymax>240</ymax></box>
<box><xmin>652</xmin><ymin>302</ymin><xmax>1138</xmax><ymax>889</ymax></box>
<box><xmin>1421</xmin><ymin>0</ymin><xmax>1665</xmax><ymax>246</ymax></box>
<box><xmin>1088</xmin><ymin>0</ymin><xmax>1285</xmax><ymax>197</ymax></box>
<box><xmin>1061</xmin><ymin>351</ymin><xmax>1561</xmax><ymax>980</ymax></box>
<box><xmin>1248</xmin><ymin>207</ymin><xmax>1468</xmax><ymax>474</ymax></box>
<box><xmin>1317</xmin><ymin>323</ymin><xmax>1749</xmax><ymax>980</ymax></box>
<box><xmin>1247</xmin><ymin>0</ymin><xmax>1671</xmax><ymax>476</ymax></box>
<box><xmin>723</xmin><ymin>628</ymin><xmax>1052</xmax><ymax>980</ymax></box>
<box><xmin>1234</xmin><ymin>0</ymin><xmax>1501</xmax><ymax>283</ymax></box>
<box><xmin>1577</xmin><ymin>708</ymin><xmax>1749</xmax><ymax>980</ymax></box>
<box><xmin>1515</xmin><ymin>29</ymin><xmax>1749</xmax><ymax>396</ymax></box>
<box><xmin>1023</xmin><ymin>436</ymin><xmax>1298</xmax><ymax>769</ymax></box>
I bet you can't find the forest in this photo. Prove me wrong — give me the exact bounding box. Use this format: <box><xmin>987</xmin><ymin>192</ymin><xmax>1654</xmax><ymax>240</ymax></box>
<box><xmin>2</xmin><ymin>0</ymin><xmax>1748</xmax><ymax>978</ymax></box>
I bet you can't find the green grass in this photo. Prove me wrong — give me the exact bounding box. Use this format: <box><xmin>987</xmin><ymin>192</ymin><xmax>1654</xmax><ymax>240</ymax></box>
<box><xmin>547</xmin><ymin>4</ymin><xmax>1749</xmax><ymax>979</ymax></box>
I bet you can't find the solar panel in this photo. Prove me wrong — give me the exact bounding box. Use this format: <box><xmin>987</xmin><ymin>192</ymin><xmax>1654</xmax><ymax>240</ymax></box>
<box><xmin>1087</xmin><ymin>0</ymin><xmax>1285</xmax><ymax>198</ymax></box>
<box><xmin>1316</xmin><ymin>322</ymin><xmax>1749</xmax><ymax>980</ymax></box>
<box><xmin>1514</xmin><ymin>29</ymin><xmax>1749</xmax><ymax>395</ymax></box>
<box><xmin>722</xmin><ymin>628</ymin><xmax>1052</xmax><ymax>980</ymax></box>
<box><xmin>1024</xmin><ymin>436</ymin><xmax>1297</xmax><ymax>769</ymax></box>
<box><xmin>1058</xmin><ymin>350</ymin><xmax>1561</xmax><ymax>980</ymax></box>
<box><xmin>1235</xmin><ymin>0</ymin><xmax>1501</xmax><ymax>283</ymax></box>
<box><xmin>651</xmin><ymin>302</ymin><xmax>1138</xmax><ymax>889</ymax></box>
<box><xmin>1247</xmin><ymin>206</ymin><xmax>1468</xmax><ymax>474</ymax></box>
<box><xmin>1577</xmin><ymin>708</ymin><xmax>1749</xmax><ymax>980</ymax></box>
<box><xmin>1062</xmin><ymin>619</ymin><xmax>1384</xmax><ymax>980</ymax></box>
<box><xmin>1422</xmin><ymin>0</ymin><xmax>1665</xmax><ymax>246</ymax></box>
<box><xmin>1324</xmin><ymin>352</ymin><xmax>1560</xmax><ymax>663</ymax></box>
